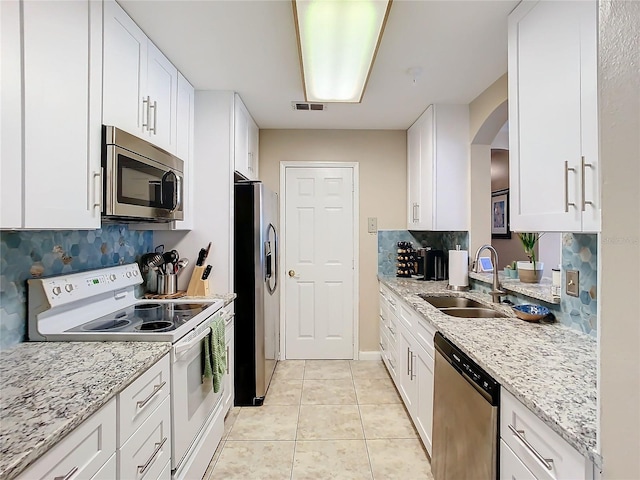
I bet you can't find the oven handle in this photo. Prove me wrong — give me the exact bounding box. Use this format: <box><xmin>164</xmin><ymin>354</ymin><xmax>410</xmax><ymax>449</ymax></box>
<box><xmin>174</xmin><ymin>326</ymin><xmax>212</xmax><ymax>358</ymax></box>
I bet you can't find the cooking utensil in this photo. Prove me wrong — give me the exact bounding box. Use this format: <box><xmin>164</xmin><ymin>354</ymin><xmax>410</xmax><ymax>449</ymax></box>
<box><xmin>176</xmin><ymin>258</ymin><xmax>189</xmax><ymax>275</ymax></box>
<box><xmin>201</xmin><ymin>265</ymin><xmax>212</xmax><ymax>280</ymax></box>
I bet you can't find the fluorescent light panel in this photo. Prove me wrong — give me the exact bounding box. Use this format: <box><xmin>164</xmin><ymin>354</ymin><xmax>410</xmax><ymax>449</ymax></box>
<box><xmin>294</xmin><ymin>0</ymin><xmax>391</xmax><ymax>103</ymax></box>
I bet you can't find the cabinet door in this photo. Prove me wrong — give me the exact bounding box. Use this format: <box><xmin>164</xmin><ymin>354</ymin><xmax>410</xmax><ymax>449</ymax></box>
<box><xmin>22</xmin><ymin>0</ymin><xmax>102</xmax><ymax>229</ymax></box>
<box><xmin>509</xmin><ymin>1</ymin><xmax>584</xmax><ymax>232</ymax></box>
<box><xmin>234</xmin><ymin>94</ymin><xmax>250</xmax><ymax>178</ymax></box>
<box><xmin>500</xmin><ymin>440</ymin><xmax>537</xmax><ymax>480</ymax></box>
<box><xmin>103</xmin><ymin>0</ymin><xmax>147</xmax><ymax>138</ymax></box>
<box><xmin>398</xmin><ymin>326</ymin><xmax>417</xmax><ymax>415</ymax></box>
<box><xmin>248</xmin><ymin>117</ymin><xmax>260</xmax><ymax>179</ymax></box>
<box><xmin>146</xmin><ymin>42</ymin><xmax>178</xmax><ymax>154</ymax></box>
<box><xmin>414</xmin><ymin>342</ymin><xmax>434</xmax><ymax>456</ymax></box>
<box><xmin>407</xmin><ymin>120</ymin><xmax>421</xmax><ymax>228</ymax></box>
<box><xmin>417</xmin><ymin>106</ymin><xmax>434</xmax><ymax>230</ymax></box>
<box><xmin>0</xmin><ymin>0</ymin><xmax>22</xmax><ymax>228</ymax></box>
<box><xmin>174</xmin><ymin>72</ymin><xmax>195</xmax><ymax>230</ymax></box>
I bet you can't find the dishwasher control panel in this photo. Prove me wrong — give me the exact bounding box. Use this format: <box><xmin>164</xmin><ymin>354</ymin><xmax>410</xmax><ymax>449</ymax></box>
<box><xmin>435</xmin><ymin>332</ymin><xmax>500</xmax><ymax>405</ymax></box>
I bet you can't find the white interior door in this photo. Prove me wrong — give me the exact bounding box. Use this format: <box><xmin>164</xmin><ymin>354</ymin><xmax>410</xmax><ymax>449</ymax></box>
<box><xmin>284</xmin><ymin>166</ymin><xmax>355</xmax><ymax>359</ymax></box>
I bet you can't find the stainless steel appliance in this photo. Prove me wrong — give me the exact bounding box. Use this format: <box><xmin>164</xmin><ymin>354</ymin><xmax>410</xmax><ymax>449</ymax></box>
<box><xmin>102</xmin><ymin>125</ymin><xmax>184</xmax><ymax>222</ymax></box>
<box><xmin>234</xmin><ymin>181</ymin><xmax>280</xmax><ymax>406</ymax></box>
<box><xmin>417</xmin><ymin>248</ymin><xmax>447</xmax><ymax>280</ymax></box>
<box><xmin>27</xmin><ymin>263</ymin><xmax>230</xmax><ymax>480</ymax></box>
<box><xmin>432</xmin><ymin>332</ymin><xmax>500</xmax><ymax>480</ymax></box>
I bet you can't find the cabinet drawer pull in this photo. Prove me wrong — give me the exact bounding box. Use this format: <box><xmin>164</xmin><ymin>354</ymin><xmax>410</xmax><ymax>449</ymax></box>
<box><xmin>92</xmin><ymin>169</ymin><xmax>102</xmax><ymax>210</ymax></box>
<box><xmin>410</xmin><ymin>352</ymin><xmax>416</xmax><ymax>380</ymax></box>
<box><xmin>564</xmin><ymin>161</ymin><xmax>577</xmax><ymax>212</ymax></box>
<box><xmin>149</xmin><ymin>100</ymin><xmax>158</xmax><ymax>134</ymax></box>
<box><xmin>137</xmin><ymin>437</ymin><xmax>167</xmax><ymax>475</ymax></box>
<box><xmin>54</xmin><ymin>465</ymin><xmax>78</xmax><ymax>480</ymax></box>
<box><xmin>388</xmin><ymin>325</ymin><xmax>395</xmax><ymax>336</ymax></box>
<box><xmin>142</xmin><ymin>96</ymin><xmax>150</xmax><ymax>130</ymax></box>
<box><xmin>508</xmin><ymin>424</ymin><xmax>554</xmax><ymax>471</ymax></box>
<box><xmin>223</xmin><ymin>312</ymin><xmax>235</xmax><ymax>326</ymax></box>
<box><xmin>379</xmin><ymin>342</ymin><xmax>385</xmax><ymax>351</ymax></box>
<box><xmin>226</xmin><ymin>346</ymin><xmax>230</xmax><ymax>374</ymax></box>
<box><xmin>581</xmin><ymin>156</ymin><xmax>594</xmax><ymax>211</ymax></box>
<box><xmin>136</xmin><ymin>381</ymin><xmax>166</xmax><ymax>409</ymax></box>
<box><xmin>406</xmin><ymin>347</ymin><xmax>411</xmax><ymax>376</ymax></box>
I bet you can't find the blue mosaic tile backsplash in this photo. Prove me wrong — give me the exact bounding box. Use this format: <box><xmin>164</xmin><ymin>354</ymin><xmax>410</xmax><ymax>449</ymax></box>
<box><xmin>0</xmin><ymin>226</ymin><xmax>154</xmax><ymax>350</ymax></box>
<box><xmin>469</xmin><ymin>233</ymin><xmax>598</xmax><ymax>336</ymax></box>
<box><xmin>378</xmin><ymin>230</ymin><xmax>469</xmax><ymax>276</ymax></box>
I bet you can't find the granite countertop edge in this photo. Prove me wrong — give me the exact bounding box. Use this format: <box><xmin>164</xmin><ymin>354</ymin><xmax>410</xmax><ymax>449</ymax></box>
<box><xmin>378</xmin><ymin>275</ymin><xmax>601</xmax><ymax>468</ymax></box>
<box><xmin>0</xmin><ymin>342</ymin><xmax>172</xmax><ymax>480</ymax></box>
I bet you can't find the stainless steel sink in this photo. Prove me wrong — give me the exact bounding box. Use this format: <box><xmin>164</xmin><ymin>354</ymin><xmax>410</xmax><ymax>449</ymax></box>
<box><xmin>418</xmin><ymin>295</ymin><xmax>485</xmax><ymax>309</ymax></box>
<box><xmin>439</xmin><ymin>307</ymin><xmax>508</xmax><ymax>318</ymax></box>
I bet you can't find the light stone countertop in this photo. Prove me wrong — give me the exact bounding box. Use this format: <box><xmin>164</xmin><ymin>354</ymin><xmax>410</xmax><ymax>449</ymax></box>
<box><xmin>0</xmin><ymin>342</ymin><xmax>171</xmax><ymax>480</ymax></box>
<box><xmin>379</xmin><ymin>276</ymin><xmax>600</xmax><ymax>468</ymax></box>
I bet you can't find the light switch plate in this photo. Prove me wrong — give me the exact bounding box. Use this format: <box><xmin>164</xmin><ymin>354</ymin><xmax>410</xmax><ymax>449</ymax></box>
<box><xmin>367</xmin><ymin>217</ymin><xmax>377</xmax><ymax>233</ymax></box>
<box><xmin>566</xmin><ymin>269</ymin><xmax>579</xmax><ymax>297</ymax></box>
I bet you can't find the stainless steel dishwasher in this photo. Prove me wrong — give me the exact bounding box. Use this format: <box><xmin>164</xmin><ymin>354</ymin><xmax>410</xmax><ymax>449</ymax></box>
<box><xmin>432</xmin><ymin>332</ymin><xmax>500</xmax><ymax>480</ymax></box>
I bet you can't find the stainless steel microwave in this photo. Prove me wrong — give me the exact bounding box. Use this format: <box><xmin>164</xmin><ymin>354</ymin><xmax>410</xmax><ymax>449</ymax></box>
<box><xmin>102</xmin><ymin>126</ymin><xmax>183</xmax><ymax>222</ymax></box>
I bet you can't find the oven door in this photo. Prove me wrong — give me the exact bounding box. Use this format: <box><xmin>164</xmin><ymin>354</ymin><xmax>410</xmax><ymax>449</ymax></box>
<box><xmin>170</xmin><ymin>318</ymin><xmax>225</xmax><ymax>471</ymax></box>
<box><xmin>104</xmin><ymin>143</ymin><xmax>183</xmax><ymax>221</ymax></box>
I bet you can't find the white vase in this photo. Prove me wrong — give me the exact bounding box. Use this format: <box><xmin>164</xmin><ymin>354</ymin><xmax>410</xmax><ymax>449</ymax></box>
<box><xmin>517</xmin><ymin>261</ymin><xmax>544</xmax><ymax>283</ymax></box>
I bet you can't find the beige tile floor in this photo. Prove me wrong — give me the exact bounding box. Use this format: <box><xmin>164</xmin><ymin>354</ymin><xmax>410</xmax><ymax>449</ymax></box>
<box><xmin>203</xmin><ymin>360</ymin><xmax>434</xmax><ymax>480</ymax></box>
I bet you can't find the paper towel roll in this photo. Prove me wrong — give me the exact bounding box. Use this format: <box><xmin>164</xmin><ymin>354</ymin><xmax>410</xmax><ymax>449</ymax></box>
<box><xmin>448</xmin><ymin>249</ymin><xmax>469</xmax><ymax>287</ymax></box>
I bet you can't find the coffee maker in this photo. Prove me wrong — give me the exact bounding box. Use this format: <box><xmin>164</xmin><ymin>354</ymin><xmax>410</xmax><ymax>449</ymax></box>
<box><xmin>417</xmin><ymin>248</ymin><xmax>447</xmax><ymax>281</ymax></box>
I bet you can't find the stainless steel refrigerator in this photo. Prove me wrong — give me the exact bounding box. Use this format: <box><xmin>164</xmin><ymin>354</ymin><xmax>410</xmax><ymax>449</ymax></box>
<box><xmin>234</xmin><ymin>181</ymin><xmax>280</xmax><ymax>406</ymax></box>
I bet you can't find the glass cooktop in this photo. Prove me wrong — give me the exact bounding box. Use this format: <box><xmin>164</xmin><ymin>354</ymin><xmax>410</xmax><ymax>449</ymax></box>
<box><xmin>66</xmin><ymin>302</ymin><xmax>212</xmax><ymax>334</ymax></box>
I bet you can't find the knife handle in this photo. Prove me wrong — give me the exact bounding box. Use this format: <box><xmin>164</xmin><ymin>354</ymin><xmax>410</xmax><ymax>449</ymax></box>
<box><xmin>201</xmin><ymin>265</ymin><xmax>212</xmax><ymax>280</ymax></box>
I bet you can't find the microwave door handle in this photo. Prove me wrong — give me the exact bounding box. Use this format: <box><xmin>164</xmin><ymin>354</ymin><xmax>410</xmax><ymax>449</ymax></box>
<box><xmin>174</xmin><ymin>174</ymin><xmax>182</xmax><ymax>212</ymax></box>
<box><xmin>161</xmin><ymin>171</ymin><xmax>178</xmax><ymax>212</ymax></box>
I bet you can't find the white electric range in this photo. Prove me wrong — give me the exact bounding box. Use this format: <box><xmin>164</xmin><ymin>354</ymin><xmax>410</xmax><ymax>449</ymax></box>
<box><xmin>28</xmin><ymin>263</ymin><xmax>231</xmax><ymax>480</ymax></box>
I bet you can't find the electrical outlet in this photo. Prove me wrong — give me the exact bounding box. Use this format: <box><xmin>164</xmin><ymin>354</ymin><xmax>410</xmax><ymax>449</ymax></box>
<box><xmin>367</xmin><ymin>217</ymin><xmax>377</xmax><ymax>233</ymax></box>
<box><xmin>566</xmin><ymin>269</ymin><xmax>579</xmax><ymax>297</ymax></box>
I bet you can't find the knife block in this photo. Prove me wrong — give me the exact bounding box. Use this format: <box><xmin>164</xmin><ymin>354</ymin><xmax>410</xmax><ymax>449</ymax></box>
<box><xmin>186</xmin><ymin>266</ymin><xmax>211</xmax><ymax>297</ymax></box>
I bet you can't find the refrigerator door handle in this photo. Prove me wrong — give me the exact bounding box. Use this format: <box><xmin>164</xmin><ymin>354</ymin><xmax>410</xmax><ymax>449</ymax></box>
<box><xmin>266</xmin><ymin>223</ymin><xmax>278</xmax><ymax>295</ymax></box>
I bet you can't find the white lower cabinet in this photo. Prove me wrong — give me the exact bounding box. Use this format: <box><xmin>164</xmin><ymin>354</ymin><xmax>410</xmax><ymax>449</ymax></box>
<box><xmin>120</xmin><ymin>396</ymin><xmax>171</xmax><ymax>480</ymax></box>
<box><xmin>500</xmin><ymin>388</ymin><xmax>592</xmax><ymax>480</ymax></box>
<box><xmin>379</xmin><ymin>284</ymin><xmax>435</xmax><ymax>456</ymax></box>
<box><xmin>17</xmin><ymin>398</ymin><xmax>117</xmax><ymax>480</ymax></box>
<box><xmin>91</xmin><ymin>453</ymin><xmax>117</xmax><ymax>480</ymax></box>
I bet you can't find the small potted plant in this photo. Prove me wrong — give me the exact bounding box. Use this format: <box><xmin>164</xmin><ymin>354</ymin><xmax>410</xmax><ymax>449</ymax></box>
<box><xmin>516</xmin><ymin>232</ymin><xmax>544</xmax><ymax>283</ymax></box>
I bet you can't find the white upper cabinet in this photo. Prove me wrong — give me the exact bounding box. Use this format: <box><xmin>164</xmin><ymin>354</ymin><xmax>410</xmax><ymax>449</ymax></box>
<box><xmin>234</xmin><ymin>94</ymin><xmax>259</xmax><ymax>180</ymax></box>
<box><xmin>407</xmin><ymin>104</ymin><xmax>469</xmax><ymax>231</ymax></box>
<box><xmin>508</xmin><ymin>0</ymin><xmax>599</xmax><ymax>232</ymax></box>
<box><xmin>173</xmin><ymin>72</ymin><xmax>195</xmax><ymax>231</ymax></box>
<box><xmin>1</xmin><ymin>0</ymin><xmax>102</xmax><ymax>230</ymax></box>
<box><xmin>103</xmin><ymin>0</ymin><xmax>178</xmax><ymax>154</ymax></box>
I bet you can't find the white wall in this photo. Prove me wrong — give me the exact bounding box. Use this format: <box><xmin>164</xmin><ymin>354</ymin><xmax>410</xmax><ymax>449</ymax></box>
<box><xmin>258</xmin><ymin>129</ymin><xmax>407</xmax><ymax>355</ymax></box>
<box><xmin>598</xmin><ymin>1</ymin><xmax>640</xmax><ymax>477</ymax></box>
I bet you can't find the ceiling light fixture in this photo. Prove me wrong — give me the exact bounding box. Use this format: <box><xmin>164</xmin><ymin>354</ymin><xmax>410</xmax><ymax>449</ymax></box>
<box><xmin>293</xmin><ymin>0</ymin><xmax>392</xmax><ymax>103</ymax></box>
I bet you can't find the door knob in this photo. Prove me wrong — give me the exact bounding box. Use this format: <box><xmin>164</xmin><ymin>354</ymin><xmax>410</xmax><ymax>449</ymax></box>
<box><xmin>288</xmin><ymin>270</ymin><xmax>296</xmax><ymax>277</ymax></box>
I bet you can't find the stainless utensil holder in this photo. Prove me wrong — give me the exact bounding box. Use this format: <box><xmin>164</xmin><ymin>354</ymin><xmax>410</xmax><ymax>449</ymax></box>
<box><xmin>157</xmin><ymin>273</ymin><xmax>177</xmax><ymax>295</ymax></box>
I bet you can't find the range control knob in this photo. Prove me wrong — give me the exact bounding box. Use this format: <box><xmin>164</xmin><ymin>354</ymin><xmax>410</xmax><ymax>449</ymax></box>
<box><xmin>126</xmin><ymin>271</ymin><xmax>132</xmax><ymax>278</ymax></box>
<box><xmin>132</xmin><ymin>270</ymin><xmax>139</xmax><ymax>277</ymax></box>
<box><xmin>109</xmin><ymin>274</ymin><xmax>117</xmax><ymax>282</ymax></box>
<box><xmin>52</xmin><ymin>286</ymin><xmax>62</xmax><ymax>296</ymax></box>
<box><xmin>64</xmin><ymin>284</ymin><xmax>74</xmax><ymax>293</ymax></box>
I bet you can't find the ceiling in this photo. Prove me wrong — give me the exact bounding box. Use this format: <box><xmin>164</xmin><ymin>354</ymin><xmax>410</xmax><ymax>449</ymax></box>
<box><xmin>119</xmin><ymin>0</ymin><xmax>518</xmax><ymax>130</ymax></box>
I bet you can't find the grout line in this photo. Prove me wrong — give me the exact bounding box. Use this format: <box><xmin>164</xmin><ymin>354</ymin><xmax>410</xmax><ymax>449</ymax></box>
<box><xmin>289</xmin><ymin>360</ymin><xmax>305</xmax><ymax>480</ymax></box>
<box><xmin>350</xmin><ymin>363</ymin><xmax>375</xmax><ymax>479</ymax></box>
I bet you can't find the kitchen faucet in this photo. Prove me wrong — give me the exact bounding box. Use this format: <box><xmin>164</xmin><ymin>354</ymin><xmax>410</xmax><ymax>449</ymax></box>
<box><xmin>473</xmin><ymin>245</ymin><xmax>504</xmax><ymax>303</ymax></box>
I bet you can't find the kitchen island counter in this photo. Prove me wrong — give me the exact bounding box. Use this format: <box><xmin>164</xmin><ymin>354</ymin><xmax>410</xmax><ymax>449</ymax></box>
<box><xmin>379</xmin><ymin>276</ymin><xmax>599</xmax><ymax>468</ymax></box>
<box><xmin>0</xmin><ymin>341</ymin><xmax>171</xmax><ymax>480</ymax></box>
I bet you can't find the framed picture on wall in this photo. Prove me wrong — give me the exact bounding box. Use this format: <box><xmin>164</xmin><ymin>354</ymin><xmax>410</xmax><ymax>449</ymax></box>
<box><xmin>491</xmin><ymin>189</ymin><xmax>511</xmax><ymax>239</ymax></box>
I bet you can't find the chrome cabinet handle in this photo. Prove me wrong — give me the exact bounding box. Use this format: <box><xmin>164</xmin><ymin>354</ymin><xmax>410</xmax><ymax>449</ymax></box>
<box><xmin>415</xmin><ymin>203</ymin><xmax>420</xmax><ymax>222</ymax></box>
<box><xmin>223</xmin><ymin>312</ymin><xmax>235</xmax><ymax>326</ymax></box>
<box><xmin>388</xmin><ymin>325</ymin><xmax>396</xmax><ymax>336</ymax></box>
<box><xmin>137</xmin><ymin>437</ymin><xmax>167</xmax><ymax>475</ymax></box>
<box><xmin>226</xmin><ymin>346</ymin><xmax>230</xmax><ymax>374</ymax></box>
<box><xmin>142</xmin><ymin>96</ymin><xmax>150</xmax><ymax>131</ymax></box>
<box><xmin>581</xmin><ymin>156</ymin><xmax>594</xmax><ymax>211</ymax></box>
<box><xmin>410</xmin><ymin>352</ymin><xmax>416</xmax><ymax>380</ymax></box>
<box><xmin>136</xmin><ymin>381</ymin><xmax>166</xmax><ymax>409</ymax></box>
<box><xmin>508</xmin><ymin>424</ymin><xmax>554</xmax><ymax>471</ymax></box>
<box><xmin>54</xmin><ymin>466</ymin><xmax>78</xmax><ymax>480</ymax></box>
<box><xmin>406</xmin><ymin>347</ymin><xmax>411</xmax><ymax>376</ymax></box>
<box><xmin>379</xmin><ymin>342</ymin><xmax>385</xmax><ymax>351</ymax></box>
<box><xmin>92</xmin><ymin>169</ymin><xmax>102</xmax><ymax>210</ymax></box>
<box><xmin>564</xmin><ymin>161</ymin><xmax>576</xmax><ymax>212</ymax></box>
<box><xmin>149</xmin><ymin>100</ymin><xmax>158</xmax><ymax>134</ymax></box>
